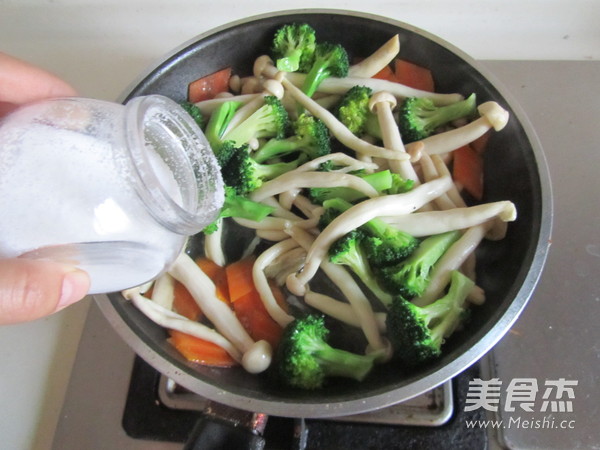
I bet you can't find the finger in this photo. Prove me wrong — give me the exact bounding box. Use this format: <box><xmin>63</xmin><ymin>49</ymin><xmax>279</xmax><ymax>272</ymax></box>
<box><xmin>0</xmin><ymin>52</ymin><xmax>77</xmax><ymax>105</ymax></box>
<box><xmin>0</xmin><ymin>259</ymin><xmax>90</xmax><ymax>325</ymax></box>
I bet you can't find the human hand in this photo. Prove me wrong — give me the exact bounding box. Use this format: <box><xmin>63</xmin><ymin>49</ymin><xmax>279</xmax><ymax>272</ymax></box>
<box><xmin>0</xmin><ymin>52</ymin><xmax>90</xmax><ymax>325</ymax></box>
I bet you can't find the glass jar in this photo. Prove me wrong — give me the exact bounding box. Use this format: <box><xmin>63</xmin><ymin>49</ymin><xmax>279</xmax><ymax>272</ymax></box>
<box><xmin>0</xmin><ymin>95</ymin><xmax>224</xmax><ymax>293</ymax></box>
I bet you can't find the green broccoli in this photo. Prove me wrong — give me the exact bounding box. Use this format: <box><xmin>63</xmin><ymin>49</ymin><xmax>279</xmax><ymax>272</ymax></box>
<box><xmin>222</xmin><ymin>95</ymin><xmax>290</xmax><ymax>147</ymax></box>
<box><xmin>203</xmin><ymin>186</ymin><xmax>275</xmax><ymax>234</ymax></box>
<box><xmin>335</xmin><ymin>85</ymin><xmax>373</xmax><ymax>136</ymax></box>
<box><xmin>307</xmin><ymin>169</ymin><xmax>393</xmax><ymax>205</ymax></box>
<box><xmin>204</xmin><ymin>101</ymin><xmax>241</xmax><ymax>148</ymax></box>
<box><xmin>398</xmin><ymin>93</ymin><xmax>477</xmax><ymax>143</ymax></box>
<box><xmin>377</xmin><ymin>230</ymin><xmax>461</xmax><ymax>299</ymax></box>
<box><xmin>271</xmin><ymin>23</ymin><xmax>317</xmax><ymax>72</ymax></box>
<box><xmin>387</xmin><ymin>172</ymin><xmax>415</xmax><ymax>195</ymax></box>
<box><xmin>301</xmin><ymin>42</ymin><xmax>349</xmax><ymax>98</ymax></box>
<box><xmin>386</xmin><ymin>270</ymin><xmax>474</xmax><ymax>366</ymax></box>
<box><xmin>329</xmin><ymin>230</ymin><xmax>393</xmax><ymax>307</ymax></box>
<box><xmin>221</xmin><ymin>145</ymin><xmax>302</xmax><ymax>195</ymax></box>
<box><xmin>179</xmin><ymin>101</ymin><xmax>205</xmax><ymax>128</ymax></box>
<box><xmin>323</xmin><ymin>197</ymin><xmax>419</xmax><ymax>266</ymax></box>
<box><xmin>277</xmin><ymin>314</ymin><xmax>377</xmax><ymax>389</ymax></box>
<box><xmin>252</xmin><ymin>114</ymin><xmax>331</xmax><ymax>163</ymax></box>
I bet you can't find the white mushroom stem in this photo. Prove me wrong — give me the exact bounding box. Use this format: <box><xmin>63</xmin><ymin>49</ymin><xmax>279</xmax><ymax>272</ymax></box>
<box><xmin>252</xmin><ymin>239</ymin><xmax>297</xmax><ymax>327</ymax></box>
<box><xmin>283</xmin><ymin>71</ymin><xmax>462</xmax><ymax>105</ymax></box>
<box><xmin>204</xmin><ymin>220</ymin><xmax>226</xmax><ymax>267</ymax></box>
<box><xmin>255</xmin><ymin>229</ymin><xmax>289</xmax><ymax>242</ymax></box>
<box><xmin>260</xmin><ymin>196</ymin><xmax>304</xmax><ymax>221</ymax></box>
<box><xmin>285</xmin><ymin>226</ymin><xmax>390</xmax><ymax>357</ymax></box>
<box><xmin>264</xmin><ymin>245</ymin><xmax>306</xmax><ymax>286</ymax></box>
<box><xmin>369</xmin><ymin>91</ymin><xmax>421</xmax><ymax>183</ymax></box>
<box><xmin>419</xmin><ymin>151</ymin><xmax>460</xmax><ymax>210</ymax></box>
<box><xmin>287</xmin><ymin>176</ymin><xmax>453</xmax><ymax>295</ymax></box>
<box><xmin>123</xmin><ymin>288</ymin><xmax>242</xmax><ymax>363</ymax></box>
<box><xmin>249</xmin><ymin>171</ymin><xmax>380</xmax><ymax>203</ymax></box>
<box><xmin>407</xmin><ymin>101</ymin><xmax>509</xmax><ymax>155</ymax></box>
<box><xmin>305</xmin><ymin>290</ymin><xmax>387</xmax><ymax>333</ymax></box>
<box><xmin>193</xmin><ymin>93</ymin><xmax>261</xmax><ymax>115</ymax></box>
<box><xmin>431</xmin><ymin>154</ymin><xmax>467</xmax><ymax>208</ymax></box>
<box><xmin>150</xmin><ymin>272</ymin><xmax>175</xmax><ymax>310</ymax></box>
<box><xmin>293</xmin><ymin>152</ymin><xmax>379</xmax><ymax>174</ymax></box>
<box><xmin>278</xmin><ymin>189</ymin><xmax>300</xmax><ymax>210</ymax></box>
<box><xmin>233</xmin><ymin>216</ymin><xmax>291</xmax><ymax>231</ymax></box>
<box><xmin>380</xmin><ymin>201</ymin><xmax>517</xmax><ymax>237</ymax></box>
<box><xmin>413</xmin><ymin>222</ymin><xmax>493</xmax><ymax>307</ymax></box>
<box><xmin>348</xmin><ymin>35</ymin><xmax>400</xmax><ymax>78</ymax></box>
<box><xmin>168</xmin><ymin>253</ymin><xmax>272</xmax><ymax>374</ymax></box>
<box><xmin>279</xmin><ymin>76</ymin><xmax>410</xmax><ymax>161</ymax></box>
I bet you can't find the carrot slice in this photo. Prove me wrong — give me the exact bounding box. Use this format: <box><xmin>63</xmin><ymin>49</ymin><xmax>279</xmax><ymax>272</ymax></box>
<box><xmin>196</xmin><ymin>257</ymin><xmax>229</xmax><ymax>303</ymax></box>
<box><xmin>453</xmin><ymin>145</ymin><xmax>484</xmax><ymax>201</ymax></box>
<box><xmin>393</xmin><ymin>59</ymin><xmax>435</xmax><ymax>92</ymax></box>
<box><xmin>168</xmin><ymin>330</ymin><xmax>237</xmax><ymax>367</ymax></box>
<box><xmin>233</xmin><ymin>290</ymin><xmax>283</xmax><ymax>349</ymax></box>
<box><xmin>372</xmin><ymin>65</ymin><xmax>396</xmax><ymax>82</ymax></box>
<box><xmin>172</xmin><ymin>279</ymin><xmax>202</xmax><ymax>321</ymax></box>
<box><xmin>469</xmin><ymin>129</ymin><xmax>491</xmax><ymax>154</ymax></box>
<box><xmin>188</xmin><ymin>67</ymin><xmax>232</xmax><ymax>103</ymax></box>
<box><xmin>226</xmin><ymin>257</ymin><xmax>257</xmax><ymax>303</ymax></box>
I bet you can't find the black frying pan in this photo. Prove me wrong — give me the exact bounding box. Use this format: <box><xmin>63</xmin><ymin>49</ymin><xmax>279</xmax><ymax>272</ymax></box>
<box><xmin>97</xmin><ymin>10</ymin><xmax>552</xmax><ymax>419</ymax></box>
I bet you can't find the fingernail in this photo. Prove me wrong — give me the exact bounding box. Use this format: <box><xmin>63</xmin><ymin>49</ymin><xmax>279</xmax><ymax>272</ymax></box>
<box><xmin>57</xmin><ymin>269</ymin><xmax>91</xmax><ymax>310</ymax></box>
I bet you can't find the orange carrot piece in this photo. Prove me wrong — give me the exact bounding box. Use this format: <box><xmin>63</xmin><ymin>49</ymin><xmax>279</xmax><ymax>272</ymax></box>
<box><xmin>196</xmin><ymin>257</ymin><xmax>229</xmax><ymax>303</ymax></box>
<box><xmin>372</xmin><ymin>65</ymin><xmax>396</xmax><ymax>81</ymax></box>
<box><xmin>168</xmin><ymin>330</ymin><xmax>237</xmax><ymax>367</ymax></box>
<box><xmin>469</xmin><ymin>129</ymin><xmax>491</xmax><ymax>154</ymax></box>
<box><xmin>172</xmin><ymin>279</ymin><xmax>202</xmax><ymax>321</ymax></box>
<box><xmin>233</xmin><ymin>290</ymin><xmax>283</xmax><ymax>349</ymax></box>
<box><xmin>453</xmin><ymin>145</ymin><xmax>484</xmax><ymax>201</ymax></box>
<box><xmin>188</xmin><ymin>67</ymin><xmax>232</xmax><ymax>103</ymax></box>
<box><xmin>225</xmin><ymin>257</ymin><xmax>257</xmax><ymax>303</ymax></box>
<box><xmin>394</xmin><ymin>59</ymin><xmax>435</xmax><ymax>92</ymax></box>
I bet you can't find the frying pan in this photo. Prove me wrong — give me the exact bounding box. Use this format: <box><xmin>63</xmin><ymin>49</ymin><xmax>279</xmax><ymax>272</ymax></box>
<box><xmin>96</xmin><ymin>10</ymin><xmax>552</xmax><ymax>419</ymax></box>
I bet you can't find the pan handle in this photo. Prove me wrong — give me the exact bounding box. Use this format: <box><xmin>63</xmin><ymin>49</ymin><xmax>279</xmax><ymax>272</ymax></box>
<box><xmin>183</xmin><ymin>401</ymin><xmax>268</xmax><ymax>450</ymax></box>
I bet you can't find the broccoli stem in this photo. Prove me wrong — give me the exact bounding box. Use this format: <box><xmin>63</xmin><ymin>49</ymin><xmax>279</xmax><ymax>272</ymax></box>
<box><xmin>421</xmin><ymin>270</ymin><xmax>474</xmax><ymax>344</ymax></box>
<box><xmin>204</xmin><ymin>101</ymin><xmax>242</xmax><ymax>150</ymax></box>
<box><xmin>423</xmin><ymin>93</ymin><xmax>477</xmax><ymax>131</ymax></box>
<box><xmin>309</xmin><ymin>170</ymin><xmax>393</xmax><ymax>204</ymax></box>
<box><xmin>314</xmin><ymin>346</ymin><xmax>375</xmax><ymax>381</ymax></box>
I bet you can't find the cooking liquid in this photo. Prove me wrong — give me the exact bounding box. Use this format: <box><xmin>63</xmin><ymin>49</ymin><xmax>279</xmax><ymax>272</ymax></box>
<box><xmin>0</xmin><ymin>120</ymin><xmax>186</xmax><ymax>294</ymax></box>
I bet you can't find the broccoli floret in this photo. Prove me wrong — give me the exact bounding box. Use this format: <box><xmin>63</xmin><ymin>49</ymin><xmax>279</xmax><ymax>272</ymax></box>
<box><xmin>377</xmin><ymin>231</ymin><xmax>461</xmax><ymax>299</ymax></box>
<box><xmin>307</xmin><ymin>169</ymin><xmax>393</xmax><ymax>205</ymax></box>
<box><xmin>271</xmin><ymin>23</ymin><xmax>317</xmax><ymax>73</ymax></box>
<box><xmin>301</xmin><ymin>42</ymin><xmax>349</xmax><ymax>98</ymax></box>
<box><xmin>323</xmin><ymin>197</ymin><xmax>419</xmax><ymax>266</ymax></box>
<box><xmin>329</xmin><ymin>230</ymin><xmax>393</xmax><ymax>307</ymax></box>
<box><xmin>387</xmin><ymin>172</ymin><xmax>415</xmax><ymax>195</ymax></box>
<box><xmin>335</xmin><ymin>85</ymin><xmax>373</xmax><ymax>136</ymax></box>
<box><xmin>277</xmin><ymin>314</ymin><xmax>377</xmax><ymax>389</ymax></box>
<box><xmin>221</xmin><ymin>145</ymin><xmax>302</xmax><ymax>195</ymax></box>
<box><xmin>203</xmin><ymin>186</ymin><xmax>275</xmax><ymax>234</ymax></box>
<box><xmin>180</xmin><ymin>101</ymin><xmax>205</xmax><ymax>128</ymax></box>
<box><xmin>386</xmin><ymin>270</ymin><xmax>474</xmax><ymax>366</ymax></box>
<box><xmin>223</xmin><ymin>96</ymin><xmax>290</xmax><ymax>147</ymax></box>
<box><xmin>253</xmin><ymin>114</ymin><xmax>331</xmax><ymax>163</ymax></box>
<box><xmin>398</xmin><ymin>93</ymin><xmax>477</xmax><ymax>143</ymax></box>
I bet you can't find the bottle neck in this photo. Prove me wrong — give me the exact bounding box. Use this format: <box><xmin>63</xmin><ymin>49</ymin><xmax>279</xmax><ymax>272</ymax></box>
<box><xmin>123</xmin><ymin>95</ymin><xmax>224</xmax><ymax>236</ymax></box>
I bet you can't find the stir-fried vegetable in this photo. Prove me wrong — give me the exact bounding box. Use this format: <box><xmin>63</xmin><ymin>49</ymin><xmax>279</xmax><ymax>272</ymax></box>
<box><xmin>125</xmin><ymin>23</ymin><xmax>518</xmax><ymax>390</ymax></box>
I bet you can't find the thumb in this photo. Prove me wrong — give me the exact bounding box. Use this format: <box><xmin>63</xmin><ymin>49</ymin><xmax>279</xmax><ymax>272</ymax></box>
<box><xmin>0</xmin><ymin>259</ymin><xmax>90</xmax><ymax>325</ymax></box>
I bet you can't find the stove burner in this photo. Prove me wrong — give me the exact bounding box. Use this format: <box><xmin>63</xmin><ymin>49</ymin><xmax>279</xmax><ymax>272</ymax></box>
<box><xmin>122</xmin><ymin>357</ymin><xmax>488</xmax><ymax>449</ymax></box>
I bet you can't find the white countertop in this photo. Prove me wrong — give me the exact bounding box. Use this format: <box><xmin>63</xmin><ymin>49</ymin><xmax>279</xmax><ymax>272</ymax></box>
<box><xmin>1</xmin><ymin>2</ymin><xmax>598</xmax><ymax>449</ymax></box>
